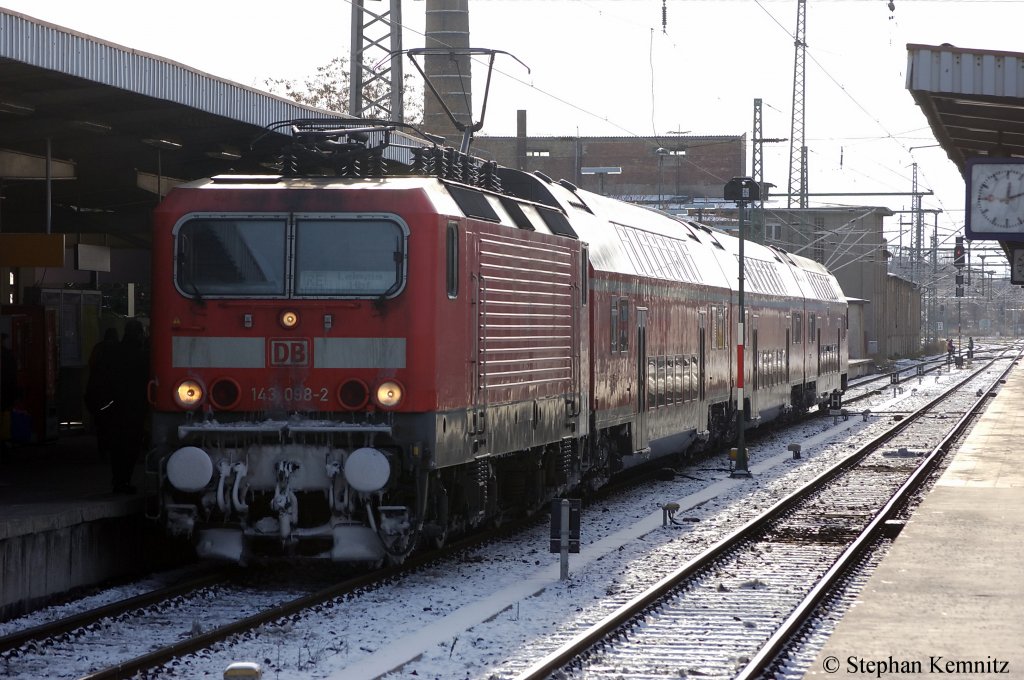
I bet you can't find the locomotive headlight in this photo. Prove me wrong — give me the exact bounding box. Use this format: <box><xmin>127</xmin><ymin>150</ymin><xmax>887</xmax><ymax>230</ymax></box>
<box><xmin>174</xmin><ymin>379</ymin><xmax>205</xmax><ymax>409</ymax></box>
<box><xmin>279</xmin><ymin>310</ymin><xmax>299</xmax><ymax>329</ymax></box>
<box><xmin>374</xmin><ymin>380</ymin><xmax>404</xmax><ymax>408</ymax></box>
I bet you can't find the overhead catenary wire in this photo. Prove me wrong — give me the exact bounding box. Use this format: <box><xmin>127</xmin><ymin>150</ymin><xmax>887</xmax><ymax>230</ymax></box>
<box><xmin>340</xmin><ymin>0</ymin><xmax>988</xmax><ymax>258</ymax></box>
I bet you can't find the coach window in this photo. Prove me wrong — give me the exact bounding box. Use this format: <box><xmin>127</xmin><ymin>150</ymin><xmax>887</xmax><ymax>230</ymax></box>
<box><xmin>792</xmin><ymin>312</ymin><xmax>803</xmax><ymax>344</ymax></box>
<box><xmin>618</xmin><ymin>298</ymin><xmax>630</xmax><ymax>352</ymax></box>
<box><xmin>647</xmin><ymin>357</ymin><xmax>657</xmax><ymax>409</ymax></box>
<box><xmin>176</xmin><ymin>217</ymin><xmax>287</xmax><ymax>296</ymax></box>
<box><xmin>808</xmin><ymin>313</ymin><xmax>817</xmax><ymax>343</ymax></box>
<box><xmin>674</xmin><ymin>356</ymin><xmax>685</xmax><ymax>402</ymax></box>
<box><xmin>673</xmin><ymin>356</ymin><xmax>683</xmax><ymax>404</ymax></box>
<box><xmin>446</xmin><ymin>221</ymin><xmax>459</xmax><ymax>298</ymax></box>
<box><xmin>657</xmin><ymin>356</ymin><xmax>667</xmax><ymax>407</ymax></box>
<box><xmin>712</xmin><ymin>306</ymin><xmax>727</xmax><ymax>350</ymax></box>
<box><xmin>295</xmin><ymin>217</ymin><xmax>406</xmax><ymax>297</ymax></box>
<box><xmin>581</xmin><ymin>245</ymin><xmax>589</xmax><ymax>305</ymax></box>
<box><xmin>610</xmin><ymin>299</ymin><xmax>619</xmax><ymax>353</ymax></box>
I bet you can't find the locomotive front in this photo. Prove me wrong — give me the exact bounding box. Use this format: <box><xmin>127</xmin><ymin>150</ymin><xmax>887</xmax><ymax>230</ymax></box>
<box><xmin>147</xmin><ymin>176</ymin><xmax>446</xmax><ymax>563</ymax></box>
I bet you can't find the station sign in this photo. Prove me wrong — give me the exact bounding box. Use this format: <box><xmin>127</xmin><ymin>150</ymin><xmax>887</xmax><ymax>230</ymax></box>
<box><xmin>549</xmin><ymin>498</ymin><xmax>581</xmax><ymax>553</ymax></box>
<box><xmin>1011</xmin><ymin>246</ymin><xmax>1024</xmax><ymax>286</ymax></box>
<box><xmin>0</xmin><ymin>234</ymin><xmax>65</xmax><ymax>267</ymax></box>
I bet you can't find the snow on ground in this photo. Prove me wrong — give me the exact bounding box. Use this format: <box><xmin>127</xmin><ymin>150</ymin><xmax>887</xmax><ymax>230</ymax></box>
<box><xmin>0</xmin><ymin>364</ymin><xmax>972</xmax><ymax>680</ymax></box>
<box><xmin>189</xmin><ymin>384</ymin><xmax>930</xmax><ymax>680</ymax></box>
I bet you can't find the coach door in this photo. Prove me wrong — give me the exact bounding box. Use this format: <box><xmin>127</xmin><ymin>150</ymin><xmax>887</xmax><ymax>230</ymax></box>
<box><xmin>785</xmin><ymin>328</ymin><xmax>791</xmax><ymax>383</ymax></box>
<box><xmin>817</xmin><ymin>326</ymin><xmax>822</xmax><ymax>375</ymax></box>
<box><xmin>635</xmin><ymin>307</ymin><xmax>649</xmax><ymax>452</ymax></box>
<box><xmin>751</xmin><ymin>321</ymin><xmax>759</xmax><ymax>393</ymax></box>
<box><xmin>698</xmin><ymin>311</ymin><xmax>707</xmax><ymax>401</ymax></box>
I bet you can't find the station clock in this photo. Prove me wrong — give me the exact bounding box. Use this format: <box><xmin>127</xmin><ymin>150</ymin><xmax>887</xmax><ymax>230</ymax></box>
<box><xmin>966</xmin><ymin>158</ymin><xmax>1024</xmax><ymax>238</ymax></box>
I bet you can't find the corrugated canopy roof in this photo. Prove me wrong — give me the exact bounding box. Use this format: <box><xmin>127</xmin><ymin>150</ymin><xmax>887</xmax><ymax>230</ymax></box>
<box><xmin>0</xmin><ymin>9</ymin><xmax>346</xmax><ymax>246</ymax></box>
<box><xmin>907</xmin><ymin>43</ymin><xmax>1024</xmax><ymax>170</ymax></box>
<box><xmin>907</xmin><ymin>43</ymin><xmax>1024</xmax><ymax>258</ymax></box>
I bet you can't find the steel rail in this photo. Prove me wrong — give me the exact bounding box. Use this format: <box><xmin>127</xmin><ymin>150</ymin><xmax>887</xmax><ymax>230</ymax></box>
<box><xmin>513</xmin><ymin>348</ymin><xmax>1016</xmax><ymax>680</ymax></box>
<box><xmin>0</xmin><ymin>569</ymin><xmax>229</xmax><ymax>653</ymax></box>
<box><xmin>736</xmin><ymin>346</ymin><xmax>1023</xmax><ymax>679</ymax></box>
<box><xmin>75</xmin><ymin>510</ymin><xmax>539</xmax><ymax>680</ymax></box>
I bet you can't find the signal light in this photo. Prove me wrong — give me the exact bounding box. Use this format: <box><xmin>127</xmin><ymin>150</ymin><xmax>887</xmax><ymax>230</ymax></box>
<box><xmin>954</xmin><ymin>236</ymin><xmax>966</xmax><ymax>268</ymax></box>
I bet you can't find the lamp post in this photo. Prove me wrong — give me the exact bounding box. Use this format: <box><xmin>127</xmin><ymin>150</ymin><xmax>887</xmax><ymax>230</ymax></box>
<box><xmin>724</xmin><ymin>177</ymin><xmax>760</xmax><ymax>478</ymax></box>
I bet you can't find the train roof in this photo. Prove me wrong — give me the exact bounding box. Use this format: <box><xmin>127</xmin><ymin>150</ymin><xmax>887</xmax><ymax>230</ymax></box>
<box><xmin>494</xmin><ymin>167</ymin><xmax>845</xmax><ymax>305</ymax></box>
<box><xmin>165</xmin><ymin>127</ymin><xmax>845</xmax><ymax>306</ymax></box>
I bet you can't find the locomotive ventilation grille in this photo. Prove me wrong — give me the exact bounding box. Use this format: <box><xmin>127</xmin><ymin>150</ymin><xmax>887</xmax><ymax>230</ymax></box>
<box><xmin>476</xmin><ymin>231</ymin><xmax>576</xmax><ymax>402</ymax></box>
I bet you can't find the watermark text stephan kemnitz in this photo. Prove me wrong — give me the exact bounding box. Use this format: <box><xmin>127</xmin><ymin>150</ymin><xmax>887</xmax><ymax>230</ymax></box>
<box><xmin>820</xmin><ymin>655</ymin><xmax>1010</xmax><ymax>676</ymax></box>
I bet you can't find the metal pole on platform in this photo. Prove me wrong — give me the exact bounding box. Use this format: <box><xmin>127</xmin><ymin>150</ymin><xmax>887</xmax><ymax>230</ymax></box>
<box><xmin>735</xmin><ymin>203</ymin><xmax>748</xmax><ymax>475</ymax></box>
<box><xmin>724</xmin><ymin>178</ymin><xmax>758</xmax><ymax>478</ymax></box>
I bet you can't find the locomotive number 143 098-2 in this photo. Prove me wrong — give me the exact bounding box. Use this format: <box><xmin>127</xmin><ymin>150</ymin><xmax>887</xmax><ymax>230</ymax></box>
<box><xmin>250</xmin><ymin>386</ymin><xmax>330</xmax><ymax>402</ymax></box>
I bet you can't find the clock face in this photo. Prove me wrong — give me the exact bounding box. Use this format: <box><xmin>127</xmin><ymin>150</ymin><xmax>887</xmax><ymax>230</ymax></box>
<box><xmin>971</xmin><ymin>163</ymin><xmax>1024</xmax><ymax>232</ymax></box>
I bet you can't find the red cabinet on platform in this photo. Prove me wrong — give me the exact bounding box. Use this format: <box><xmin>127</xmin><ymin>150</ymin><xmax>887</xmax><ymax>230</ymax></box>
<box><xmin>1</xmin><ymin>305</ymin><xmax>58</xmax><ymax>443</ymax></box>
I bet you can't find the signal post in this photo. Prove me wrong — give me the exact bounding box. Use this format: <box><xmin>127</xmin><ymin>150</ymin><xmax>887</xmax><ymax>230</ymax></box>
<box><xmin>724</xmin><ymin>177</ymin><xmax>760</xmax><ymax>478</ymax></box>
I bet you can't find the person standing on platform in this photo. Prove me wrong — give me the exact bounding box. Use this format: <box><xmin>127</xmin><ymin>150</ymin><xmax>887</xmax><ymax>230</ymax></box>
<box><xmin>85</xmin><ymin>327</ymin><xmax>120</xmax><ymax>463</ymax></box>
<box><xmin>111</xmin><ymin>319</ymin><xmax>149</xmax><ymax>494</ymax></box>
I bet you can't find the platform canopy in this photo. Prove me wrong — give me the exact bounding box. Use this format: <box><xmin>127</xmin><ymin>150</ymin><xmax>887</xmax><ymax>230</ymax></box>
<box><xmin>0</xmin><ymin>9</ymin><xmax>349</xmax><ymax>247</ymax></box>
<box><xmin>907</xmin><ymin>43</ymin><xmax>1024</xmax><ymax>258</ymax></box>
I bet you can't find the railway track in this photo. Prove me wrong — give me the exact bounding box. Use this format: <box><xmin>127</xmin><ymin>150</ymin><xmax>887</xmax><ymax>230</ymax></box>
<box><xmin>0</xmin><ymin>568</ymin><xmax>229</xmax><ymax>655</ymax></box>
<box><xmin>512</xmin><ymin>348</ymin><xmax>1019</xmax><ymax>679</ymax></box>
<box><xmin>0</xmin><ymin>485</ymin><xmax>561</xmax><ymax>675</ymax></box>
<box><xmin>0</xmin><ymin>566</ymin><xmax>355</xmax><ymax>680</ymax></box>
<box><xmin>0</xmin><ymin>504</ymin><xmax>548</xmax><ymax>678</ymax></box>
<box><xmin>1</xmin><ymin>349</ymin><xmax>1014</xmax><ymax>679</ymax></box>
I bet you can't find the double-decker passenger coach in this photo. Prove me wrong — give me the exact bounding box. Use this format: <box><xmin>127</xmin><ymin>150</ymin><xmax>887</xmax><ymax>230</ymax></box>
<box><xmin>146</xmin><ymin>120</ymin><xmax>847</xmax><ymax>564</ymax></box>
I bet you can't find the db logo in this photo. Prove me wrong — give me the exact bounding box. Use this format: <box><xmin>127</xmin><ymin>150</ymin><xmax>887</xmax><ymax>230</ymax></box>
<box><xmin>270</xmin><ymin>339</ymin><xmax>310</xmax><ymax>366</ymax></box>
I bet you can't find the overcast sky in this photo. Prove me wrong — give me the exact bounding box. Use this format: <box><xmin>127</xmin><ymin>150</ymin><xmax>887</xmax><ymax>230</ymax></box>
<box><xmin>4</xmin><ymin>0</ymin><xmax>1023</xmax><ymax>263</ymax></box>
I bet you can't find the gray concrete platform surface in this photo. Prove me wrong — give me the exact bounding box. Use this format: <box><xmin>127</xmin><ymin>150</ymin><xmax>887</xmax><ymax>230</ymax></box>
<box><xmin>808</xmin><ymin>364</ymin><xmax>1024</xmax><ymax>678</ymax></box>
<box><xmin>0</xmin><ymin>432</ymin><xmax>153</xmax><ymax>619</ymax></box>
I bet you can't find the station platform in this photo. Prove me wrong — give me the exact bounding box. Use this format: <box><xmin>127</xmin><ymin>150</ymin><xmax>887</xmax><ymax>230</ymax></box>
<box><xmin>808</xmin><ymin>362</ymin><xmax>1024</xmax><ymax>678</ymax></box>
<box><xmin>848</xmin><ymin>357</ymin><xmax>878</xmax><ymax>380</ymax></box>
<box><xmin>0</xmin><ymin>431</ymin><xmax>155</xmax><ymax>619</ymax></box>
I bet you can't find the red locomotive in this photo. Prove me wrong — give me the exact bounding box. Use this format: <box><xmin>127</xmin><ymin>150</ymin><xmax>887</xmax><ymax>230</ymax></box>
<box><xmin>146</xmin><ymin>121</ymin><xmax>847</xmax><ymax>562</ymax></box>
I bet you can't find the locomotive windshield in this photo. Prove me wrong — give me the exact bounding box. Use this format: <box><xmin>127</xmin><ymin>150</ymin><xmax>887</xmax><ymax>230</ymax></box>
<box><xmin>294</xmin><ymin>218</ymin><xmax>403</xmax><ymax>296</ymax></box>
<box><xmin>176</xmin><ymin>218</ymin><xmax>287</xmax><ymax>295</ymax></box>
<box><xmin>174</xmin><ymin>214</ymin><xmax>407</xmax><ymax>298</ymax></box>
